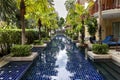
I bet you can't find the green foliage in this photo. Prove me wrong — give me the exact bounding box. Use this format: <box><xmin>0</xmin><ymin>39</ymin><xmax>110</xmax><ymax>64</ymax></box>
<box><xmin>25</xmin><ymin>29</ymin><xmax>39</xmax><ymax>44</ymax></box>
<box><xmin>65</xmin><ymin>1</ymin><xmax>96</xmax><ymax>44</ymax></box>
<box><xmin>65</xmin><ymin>0</ymin><xmax>75</xmax><ymax>11</ymax></box>
<box><xmin>0</xmin><ymin>0</ymin><xmax>17</xmax><ymax>24</ymax></box>
<box><xmin>0</xmin><ymin>29</ymin><xmax>39</xmax><ymax>56</ymax></box>
<box><xmin>92</xmin><ymin>44</ymin><xmax>109</xmax><ymax>54</ymax></box>
<box><xmin>42</xmin><ymin>37</ymin><xmax>50</xmax><ymax>41</ymax></box>
<box><xmin>0</xmin><ymin>29</ymin><xmax>39</xmax><ymax>44</ymax></box>
<box><xmin>21</xmin><ymin>0</ymin><xmax>58</xmax><ymax>30</ymax></box>
<box><xmin>11</xmin><ymin>45</ymin><xmax>32</xmax><ymax>57</ymax></box>
<box><xmin>34</xmin><ymin>40</ymin><xmax>44</xmax><ymax>45</ymax></box>
<box><xmin>86</xmin><ymin>17</ymin><xmax>98</xmax><ymax>36</ymax></box>
<box><xmin>58</xmin><ymin>17</ymin><xmax>65</xmax><ymax>27</ymax></box>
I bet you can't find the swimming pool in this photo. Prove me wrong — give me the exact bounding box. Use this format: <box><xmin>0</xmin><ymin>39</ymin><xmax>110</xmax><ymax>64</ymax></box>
<box><xmin>21</xmin><ymin>35</ymin><xmax>104</xmax><ymax>80</ymax></box>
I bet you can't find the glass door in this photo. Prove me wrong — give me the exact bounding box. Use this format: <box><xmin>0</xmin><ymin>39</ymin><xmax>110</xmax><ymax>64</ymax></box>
<box><xmin>112</xmin><ymin>22</ymin><xmax>120</xmax><ymax>41</ymax></box>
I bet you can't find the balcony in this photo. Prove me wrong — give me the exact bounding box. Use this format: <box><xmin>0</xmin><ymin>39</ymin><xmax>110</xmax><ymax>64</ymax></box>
<box><xmin>90</xmin><ymin>0</ymin><xmax>120</xmax><ymax>19</ymax></box>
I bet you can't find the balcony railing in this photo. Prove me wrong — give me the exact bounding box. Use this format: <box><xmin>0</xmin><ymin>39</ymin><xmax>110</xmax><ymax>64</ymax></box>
<box><xmin>90</xmin><ymin>0</ymin><xmax>120</xmax><ymax>15</ymax></box>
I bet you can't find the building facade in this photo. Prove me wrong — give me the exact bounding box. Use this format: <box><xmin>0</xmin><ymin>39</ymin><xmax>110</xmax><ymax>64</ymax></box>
<box><xmin>90</xmin><ymin>0</ymin><xmax>120</xmax><ymax>40</ymax></box>
<box><xmin>78</xmin><ymin>0</ymin><xmax>120</xmax><ymax>40</ymax></box>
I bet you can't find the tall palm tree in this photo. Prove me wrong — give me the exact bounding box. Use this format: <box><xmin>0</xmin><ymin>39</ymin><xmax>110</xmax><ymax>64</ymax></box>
<box><xmin>48</xmin><ymin>0</ymin><xmax>54</xmax><ymax>5</ymax></box>
<box><xmin>0</xmin><ymin>0</ymin><xmax>17</xmax><ymax>25</ymax></box>
<box><xmin>20</xmin><ymin>0</ymin><xmax>26</xmax><ymax>45</ymax></box>
<box><xmin>98</xmin><ymin>0</ymin><xmax>102</xmax><ymax>44</ymax></box>
<box><xmin>65</xmin><ymin>0</ymin><xmax>75</xmax><ymax>11</ymax></box>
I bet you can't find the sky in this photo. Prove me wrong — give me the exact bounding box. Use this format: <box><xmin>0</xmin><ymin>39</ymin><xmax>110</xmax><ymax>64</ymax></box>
<box><xmin>53</xmin><ymin>0</ymin><xmax>67</xmax><ymax>18</ymax></box>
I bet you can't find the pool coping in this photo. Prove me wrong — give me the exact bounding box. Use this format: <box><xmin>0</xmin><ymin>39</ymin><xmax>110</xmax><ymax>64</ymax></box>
<box><xmin>87</xmin><ymin>51</ymin><xmax>111</xmax><ymax>60</ymax></box>
<box><xmin>4</xmin><ymin>52</ymin><xmax>38</xmax><ymax>61</ymax></box>
<box><xmin>17</xmin><ymin>61</ymin><xmax>33</xmax><ymax>80</ymax></box>
<box><xmin>0</xmin><ymin>52</ymin><xmax>38</xmax><ymax>68</ymax></box>
<box><xmin>88</xmin><ymin>51</ymin><xmax>120</xmax><ymax>66</ymax></box>
<box><xmin>32</xmin><ymin>44</ymin><xmax>47</xmax><ymax>48</ymax></box>
<box><xmin>0</xmin><ymin>52</ymin><xmax>38</xmax><ymax>80</ymax></box>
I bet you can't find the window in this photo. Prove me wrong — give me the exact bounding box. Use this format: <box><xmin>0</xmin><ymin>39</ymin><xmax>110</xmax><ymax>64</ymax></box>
<box><xmin>112</xmin><ymin>22</ymin><xmax>120</xmax><ymax>41</ymax></box>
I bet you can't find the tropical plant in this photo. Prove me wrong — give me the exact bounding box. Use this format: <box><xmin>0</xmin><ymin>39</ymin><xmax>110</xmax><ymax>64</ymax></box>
<box><xmin>0</xmin><ymin>0</ymin><xmax>17</xmax><ymax>26</ymax></box>
<box><xmin>16</xmin><ymin>0</ymin><xmax>58</xmax><ymax>43</ymax></box>
<box><xmin>65</xmin><ymin>0</ymin><xmax>95</xmax><ymax>44</ymax></box>
<box><xmin>48</xmin><ymin>0</ymin><xmax>54</xmax><ymax>5</ymax></box>
<box><xmin>65</xmin><ymin>0</ymin><xmax>75</xmax><ymax>11</ymax></box>
<box><xmin>92</xmin><ymin>44</ymin><xmax>109</xmax><ymax>54</ymax></box>
<box><xmin>86</xmin><ymin>17</ymin><xmax>98</xmax><ymax>36</ymax></box>
<box><xmin>34</xmin><ymin>40</ymin><xmax>44</xmax><ymax>45</ymax></box>
<box><xmin>58</xmin><ymin>17</ymin><xmax>65</xmax><ymax>27</ymax></box>
<box><xmin>11</xmin><ymin>45</ymin><xmax>32</xmax><ymax>57</ymax></box>
<box><xmin>23</xmin><ymin>0</ymin><xmax>58</xmax><ymax>39</ymax></box>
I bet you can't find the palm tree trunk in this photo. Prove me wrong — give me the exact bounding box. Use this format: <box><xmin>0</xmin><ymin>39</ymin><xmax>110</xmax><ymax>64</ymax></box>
<box><xmin>81</xmin><ymin>20</ymin><xmax>85</xmax><ymax>44</ymax></box>
<box><xmin>98</xmin><ymin>0</ymin><xmax>102</xmax><ymax>44</ymax></box>
<box><xmin>38</xmin><ymin>19</ymin><xmax>42</xmax><ymax>40</ymax></box>
<box><xmin>20</xmin><ymin>0</ymin><xmax>26</xmax><ymax>45</ymax></box>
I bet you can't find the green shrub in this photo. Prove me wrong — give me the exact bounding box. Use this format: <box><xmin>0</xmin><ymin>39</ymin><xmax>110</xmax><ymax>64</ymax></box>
<box><xmin>92</xmin><ymin>44</ymin><xmax>109</xmax><ymax>54</ymax></box>
<box><xmin>34</xmin><ymin>40</ymin><xmax>44</xmax><ymax>45</ymax></box>
<box><xmin>11</xmin><ymin>45</ymin><xmax>32</xmax><ymax>57</ymax></box>
<box><xmin>0</xmin><ymin>29</ymin><xmax>39</xmax><ymax>44</ymax></box>
<box><xmin>0</xmin><ymin>29</ymin><xmax>39</xmax><ymax>55</ymax></box>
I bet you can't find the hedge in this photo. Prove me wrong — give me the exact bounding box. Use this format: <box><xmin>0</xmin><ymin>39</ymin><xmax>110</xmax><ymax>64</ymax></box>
<box><xmin>0</xmin><ymin>29</ymin><xmax>39</xmax><ymax>56</ymax></box>
<box><xmin>0</xmin><ymin>29</ymin><xmax>39</xmax><ymax>44</ymax></box>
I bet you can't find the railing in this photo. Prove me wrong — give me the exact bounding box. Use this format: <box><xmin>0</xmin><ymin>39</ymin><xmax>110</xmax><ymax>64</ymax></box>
<box><xmin>90</xmin><ymin>0</ymin><xmax>120</xmax><ymax>15</ymax></box>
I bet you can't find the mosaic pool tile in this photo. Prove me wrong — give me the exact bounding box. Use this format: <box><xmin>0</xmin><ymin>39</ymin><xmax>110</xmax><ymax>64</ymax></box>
<box><xmin>21</xmin><ymin>35</ymin><xmax>104</xmax><ymax>80</ymax></box>
<box><xmin>0</xmin><ymin>61</ymin><xmax>31</xmax><ymax>80</ymax></box>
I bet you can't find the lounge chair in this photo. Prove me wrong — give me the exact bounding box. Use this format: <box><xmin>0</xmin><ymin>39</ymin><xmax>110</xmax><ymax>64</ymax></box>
<box><xmin>102</xmin><ymin>35</ymin><xmax>113</xmax><ymax>43</ymax></box>
<box><xmin>105</xmin><ymin>41</ymin><xmax>120</xmax><ymax>46</ymax></box>
<box><xmin>90</xmin><ymin>35</ymin><xmax>113</xmax><ymax>44</ymax></box>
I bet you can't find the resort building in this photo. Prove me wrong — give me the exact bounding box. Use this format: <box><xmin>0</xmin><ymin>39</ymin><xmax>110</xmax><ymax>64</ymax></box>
<box><xmin>90</xmin><ymin>0</ymin><xmax>120</xmax><ymax>40</ymax></box>
<box><xmin>78</xmin><ymin>0</ymin><xmax>120</xmax><ymax>41</ymax></box>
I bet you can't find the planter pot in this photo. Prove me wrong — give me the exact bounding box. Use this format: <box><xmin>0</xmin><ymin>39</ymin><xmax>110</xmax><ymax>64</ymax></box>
<box><xmin>87</xmin><ymin>51</ymin><xmax>111</xmax><ymax>60</ymax></box>
<box><xmin>5</xmin><ymin>52</ymin><xmax>38</xmax><ymax>61</ymax></box>
<box><xmin>32</xmin><ymin>43</ymin><xmax>47</xmax><ymax>48</ymax></box>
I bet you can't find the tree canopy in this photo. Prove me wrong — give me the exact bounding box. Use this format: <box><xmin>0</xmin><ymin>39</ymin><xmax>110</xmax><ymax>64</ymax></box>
<box><xmin>0</xmin><ymin>0</ymin><xmax>17</xmax><ymax>25</ymax></box>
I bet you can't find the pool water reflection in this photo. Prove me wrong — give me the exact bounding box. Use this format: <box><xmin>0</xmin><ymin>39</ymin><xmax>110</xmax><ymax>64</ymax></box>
<box><xmin>21</xmin><ymin>35</ymin><xmax>104</xmax><ymax>80</ymax></box>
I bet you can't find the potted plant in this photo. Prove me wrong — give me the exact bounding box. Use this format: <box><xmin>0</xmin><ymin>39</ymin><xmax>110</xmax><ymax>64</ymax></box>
<box><xmin>92</xmin><ymin>44</ymin><xmax>109</xmax><ymax>54</ymax></box>
<box><xmin>10</xmin><ymin>45</ymin><xmax>32</xmax><ymax>57</ymax></box>
<box><xmin>86</xmin><ymin>17</ymin><xmax>98</xmax><ymax>43</ymax></box>
<box><xmin>5</xmin><ymin>45</ymin><xmax>38</xmax><ymax>61</ymax></box>
<box><xmin>87</xmin><ymin>43</ymin><xmax>111</xmax><ymax>60</ymax></box>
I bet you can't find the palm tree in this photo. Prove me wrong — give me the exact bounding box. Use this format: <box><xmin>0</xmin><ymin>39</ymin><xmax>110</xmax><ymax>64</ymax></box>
<box><xmin>48</xmin><ymin>0</ymin><xmax>54</xmax><ymax>5</ymax></box>
<box><xmin>64</xmin><ymin>0</ymin><xmax>75</xmax><ymax>11</ymax></box>
<box><xmin>0</xmin><ymin>0</ymin><xmax>17</xmax><ymax>25</ymax></box>
<box><xmin>98</xmin><ymin>0</ymin><xmax>102</xmax><ymax>44</ymax></box>
<box><xmin>20</xmin><ymin>0</ymin><xmax>26</xmax><ymax>45</ymax></box>
<box><xmin>38</xmin><ymin>18</ymin><xmax>42</xmax><ymax>40</ymax></box>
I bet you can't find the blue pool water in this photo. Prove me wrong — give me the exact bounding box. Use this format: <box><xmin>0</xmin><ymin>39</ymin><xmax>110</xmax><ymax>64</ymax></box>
<box><xmin>21</xmin><ymin>35</ymin><xmax>104</xmax><ymax>80</ymax></box>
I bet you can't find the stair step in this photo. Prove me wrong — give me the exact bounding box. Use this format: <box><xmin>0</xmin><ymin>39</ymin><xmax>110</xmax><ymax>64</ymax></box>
<box><xmin>105</xmin><ymin>62</ymin><xmax>120</xmax><ymax>74</ymax></box>
<box><xmin>101</xmin><ymin>63</ymin><xmax>120</xmax><ymax>80</ymax></box>
<box><xmin>93</xmin><ymin>62</ymin><xmax>115</xmax><ymax>80</ymax></box>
